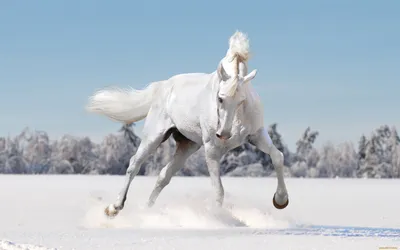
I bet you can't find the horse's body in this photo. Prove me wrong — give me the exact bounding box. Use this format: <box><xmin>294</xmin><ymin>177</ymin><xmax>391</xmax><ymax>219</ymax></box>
<box><xmin>86</xmin><ymin>31</ymin><xmax>289</xmax><ymax>217</ymax></box>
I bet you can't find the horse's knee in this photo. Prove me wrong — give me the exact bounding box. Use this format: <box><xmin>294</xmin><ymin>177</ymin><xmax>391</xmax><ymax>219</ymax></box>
<box><xmin>126</xmin><ymin>162</ymin><xmax>141</xmax><ymax>176</ymax></box>
<box><xmin>271</xmin><ymin>148</ymin><xmax>284</xmax><ymax>167</ymax></box>
<box><xmin>126</xmin><ymin>154</ymin><xmax>147</xmax><ymax>176</ymax></box>
<box><xmin>157</xmin><ymin>166</ymin><xmax>174</xmax><ymax>187</ymax></box>
<box><xmin>126</xmin><ymin>167</ymin><xmax>136</xmax><ymax>176</ymax></box>
<box><xmin>157</xmin><ymin>177</ymin><xmax>171</xmax><ymax>189</ymax></box>
<box><xmin>129</xmin><ymin>155</ymin><xmax>136</xmax><ymax>166</ymax></box>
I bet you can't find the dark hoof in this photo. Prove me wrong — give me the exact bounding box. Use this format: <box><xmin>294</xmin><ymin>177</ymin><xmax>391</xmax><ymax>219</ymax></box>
<box><xmin>104</xmin><ymin>204</ymin><xmax>119</xmax><ymax>218</ymax></box>
<box><xmin>273</xmin><ymin>193</ymin><xmax>289</xmax><ymax>209</ymax></box>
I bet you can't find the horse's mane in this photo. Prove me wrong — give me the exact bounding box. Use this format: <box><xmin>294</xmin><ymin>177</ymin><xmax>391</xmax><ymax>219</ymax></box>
<box><xmin>226</xmin><ymin>31</ymin><xmax>251</xmax><ymax>64</ymax></box>
<box><xmin>219</xmin><ymin>31</ymin><xmax>252</xmax><ymax>97</ymax></box>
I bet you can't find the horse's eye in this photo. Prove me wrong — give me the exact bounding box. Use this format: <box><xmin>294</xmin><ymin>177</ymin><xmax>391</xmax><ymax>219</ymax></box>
<box><xmin>218</xmin><ymin>97</ymin><xmax>223</xmax><ymax>103</ymax></box>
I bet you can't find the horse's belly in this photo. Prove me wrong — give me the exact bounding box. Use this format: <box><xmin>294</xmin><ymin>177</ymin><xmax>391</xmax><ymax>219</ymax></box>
<box><xmin>167</xmin><ymin>106</ymin><xmax>203</xmax><ymax>144</ymax></box>
<box><xmin>176</xmin><ymin>125</ymin><xmax>203</xmax><ymax>145</ymax></box>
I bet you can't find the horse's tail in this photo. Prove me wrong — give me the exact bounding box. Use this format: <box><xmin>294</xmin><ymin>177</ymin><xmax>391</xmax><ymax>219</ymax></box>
<box><xmin>85</xmin><ymin>81</ymin><xmax>161</xmax><ymax>124</ymax></box>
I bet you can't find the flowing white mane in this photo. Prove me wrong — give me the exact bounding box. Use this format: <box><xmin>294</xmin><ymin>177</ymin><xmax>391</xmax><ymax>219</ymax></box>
<box><xmin>219</xmin><ymin>31</ymin><xmax>252</xmax><ymax>97</ymax></box>
<box><xmin>227</xmin><ymin>31</ymin><xmax>251</xmax><ymax>63</ymax></box>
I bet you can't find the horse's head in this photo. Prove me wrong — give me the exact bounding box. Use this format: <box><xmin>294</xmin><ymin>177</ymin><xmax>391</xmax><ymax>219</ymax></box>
<box><xmin>215</xmin><ymin>56</ymin><xmax>257</xmax><ymax>140</ymax></box>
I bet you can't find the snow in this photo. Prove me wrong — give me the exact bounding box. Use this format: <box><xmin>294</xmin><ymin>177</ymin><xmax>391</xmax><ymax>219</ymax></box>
<box><xmin>0</xmin><ymin>175</ymin><xmax>399</xmax><ymax>250</ymax></box>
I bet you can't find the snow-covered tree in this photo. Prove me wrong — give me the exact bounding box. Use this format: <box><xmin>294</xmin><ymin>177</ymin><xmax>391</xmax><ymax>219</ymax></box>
<box><xmin>290</xmin><ymin>127</ymin><xmax>319</xmax><ymax>177</ymax></box>
<box><xmin>391</xmin><ymin>144</ymin><xmax>400</xmax><ymax>178</ymax></box>
<box><xmin>295</xmin><ymin>127</ymin><xmax>319</xmax><ymax>160</ymax></box>
<box><xmin>96</xmin><ymin>132</ymin><xmax>135</xmax><ymax>175</ymax></box>
<box><xmin>119</xmin><ymin>123</ymin><xmax>141</xmax><ymax>148</ymax></box>
<box><xmin>388</xmin><ymin>126</ymin><xmax>400</xmax><ymax>177</ymax></box>
<box><xmin>359</xmin><ymin>132</ymin><xmax>381</xmax><ymax>178</ymax></box>
<box><xmin>335</xmin><ymin>142</ymin><xmax>357</xmax><ymax>177</ymax></box>
<box><xmin>17</xmin><ymin>128</ymin><xmax>52</xmax><ymax>174</ymax></box>
<box><xmin>315</xmin><ymin>142</ymin><xmax>335</xmax><ymax>178</ymax></box>
<box><xmin>357</xmin><ymin>125</ymin><xmax>400</xmax><ymax>178</ymax></box>
<box><xmin>357</xmin><ymin>135</ymin><xmax>368</xmax><ymax>176</ymax></box>
<box><xmin>49</xmin><ymin>135</ymin><xmax>102</xmax><ymax>174</ymax></box>
<box><xmin>0</xmin><ymin>137</ymin><xmax>27</xmax><ymax>174</ymax></box>
<box><xmin>0</xmin><ymin>137</ymin><xmax>8</xmax><ymax>173</ymax></box>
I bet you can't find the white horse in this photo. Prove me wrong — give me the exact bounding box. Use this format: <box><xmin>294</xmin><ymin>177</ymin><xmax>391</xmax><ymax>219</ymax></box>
<box><xmin>86</xmin><ymin>31</ymin><xmax>289</xmax><ymax>218</ymax></box>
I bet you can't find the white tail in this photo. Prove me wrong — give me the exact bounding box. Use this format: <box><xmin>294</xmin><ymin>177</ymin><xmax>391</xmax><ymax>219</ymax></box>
<box><xmin>86</xmin><ymin>81</ymin><xmax>161</xmax><ymax>124</ymax></box>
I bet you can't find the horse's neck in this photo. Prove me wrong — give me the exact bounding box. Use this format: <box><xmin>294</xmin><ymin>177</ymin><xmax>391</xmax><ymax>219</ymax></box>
<box><xmin>205</xmin><ymin>71</ymin><xmax>220</xmax><ymax>101</ymax></box>
<box><xmin>201</xmin><ymin>71</ymin><xmax>220</xmax><ymax>120</ymax></box>
<box><xmin>242</xmin><ymin>83</ymin><xmax>264</xmax><ymax>132</ymax></box>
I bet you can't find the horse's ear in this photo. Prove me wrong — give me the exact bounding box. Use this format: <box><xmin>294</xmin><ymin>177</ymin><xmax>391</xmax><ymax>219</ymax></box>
<box><xmin>243</xmin><ymin>69</ymin><xmax>257</xmax><ymax>84</ymax></box>
<box><xmin>217</xmin><ymin>62</ymin><xmax>230</xmax><ymax>81</ymax></box>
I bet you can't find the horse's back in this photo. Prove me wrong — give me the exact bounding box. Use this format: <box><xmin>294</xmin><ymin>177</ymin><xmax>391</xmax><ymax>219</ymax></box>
<box><xmin>169</xmin><ymin>72</ymin><xmax>211</xmax><ymax>87</ymax></box>
<box><xmin>163</xmin><ymin>72</ymin><xmax>213</xmax><ymax>144</ymax></box>
<box><xmin>167</xmin><ymin>72</ymin><xmax>212</xmax><ymax>100</ymax></box>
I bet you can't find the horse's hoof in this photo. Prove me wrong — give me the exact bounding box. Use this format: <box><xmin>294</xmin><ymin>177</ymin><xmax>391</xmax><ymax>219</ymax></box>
<box><xmin>273</xmin><ymin>193</ymin><xmax>289</xmax><ymax>209</ymax></box>
<box><xmin>147</xmin><ymin>200</ymin><xmax>155</xmax><ymax>208</ymax></box>
<box><xmin>104</xmin><ymin>204</ymin><xmax>119</xmax><ymax>218</ymax></box>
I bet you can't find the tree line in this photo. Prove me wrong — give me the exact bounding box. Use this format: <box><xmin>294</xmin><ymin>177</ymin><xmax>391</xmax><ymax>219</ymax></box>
<box><xmin>0</xmin><ymin>123</ymin><xmax>399</xmax><ymax>178</ymax></box>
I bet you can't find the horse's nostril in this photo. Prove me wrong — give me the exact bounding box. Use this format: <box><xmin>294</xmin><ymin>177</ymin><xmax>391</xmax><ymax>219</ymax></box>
<box><xmin>216</xmin><ymin>133</ymin><xmax>230</xmax><ymax>140</ymax></box>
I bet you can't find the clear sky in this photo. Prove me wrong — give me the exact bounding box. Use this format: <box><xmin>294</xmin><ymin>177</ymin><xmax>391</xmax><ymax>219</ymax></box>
<box><xmin>1</xmin><ymin>0</ymin><xmax>399</xmax><ymax>152</ymax></box>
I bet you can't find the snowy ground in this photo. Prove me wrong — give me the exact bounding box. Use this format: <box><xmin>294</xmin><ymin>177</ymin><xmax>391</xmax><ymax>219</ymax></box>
<box><xmin>0</xmin><ymin>175</ymin><xmax>399</xmax><ymax>250</ymax></box>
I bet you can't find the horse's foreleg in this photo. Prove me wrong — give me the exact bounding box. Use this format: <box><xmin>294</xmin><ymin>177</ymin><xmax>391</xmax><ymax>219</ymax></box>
<box><xmin>105</xmin><ymin>132</ymin><xmax>165</xmax><ymax>218</ymax></box>
<box><xmin>147</xmin><ymin>140</ymin><xmax>200</xmax><ymax>207</ymax></box>
<box><xmin>249</xmin><ymin>127</ymin><xmax>289</xmax><ymax>209</ymax></box>
<box><xmin>204</xmin><ymin>144</ymin><xmax>224</xmax><ymax>206</ymax></box>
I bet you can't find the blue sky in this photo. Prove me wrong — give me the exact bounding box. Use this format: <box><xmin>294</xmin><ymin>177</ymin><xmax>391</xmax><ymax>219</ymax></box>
<box><xmin>1</xmin><ymin>0</ymin><xmax>399</xmax><ymax>152</ymax></box>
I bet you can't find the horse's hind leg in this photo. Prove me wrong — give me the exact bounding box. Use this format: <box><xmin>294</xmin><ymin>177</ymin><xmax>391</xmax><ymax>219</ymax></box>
<box><xmin>105</xmin><ymin>116</ymin><xmax>174</xmax><ymax>218</ymax></box>
<box><xmin>147</xmin><ymin>131</ymin><xmax>200</xmax><ymax>207</ymax></box>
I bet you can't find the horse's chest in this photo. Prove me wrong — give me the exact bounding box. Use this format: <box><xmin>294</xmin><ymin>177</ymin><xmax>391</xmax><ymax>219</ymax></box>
<box><xmin>222</xmin><ymin>125</ymin><xmax>250</xmax><ymax>151</ymax></box>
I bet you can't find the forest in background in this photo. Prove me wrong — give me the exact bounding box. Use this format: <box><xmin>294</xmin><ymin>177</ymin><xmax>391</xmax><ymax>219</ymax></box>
<box><xmin>0</xmin><ymin>123</ymin><xmax>399</xmax><ymax>178</ymax></box>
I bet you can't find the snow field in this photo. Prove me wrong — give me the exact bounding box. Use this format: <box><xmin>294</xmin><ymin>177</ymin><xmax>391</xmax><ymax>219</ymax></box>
<box><xmin>0</xmin><ymin>175</ymin><xmax>399</xmax><ymax>249</ymax></box>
